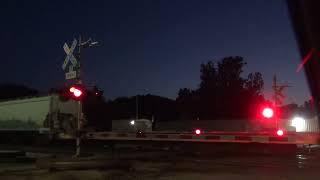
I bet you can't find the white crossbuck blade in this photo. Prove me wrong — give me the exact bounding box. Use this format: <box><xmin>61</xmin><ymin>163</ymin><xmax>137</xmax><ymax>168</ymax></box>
<box><xmin>62</xmin><ymin>39</ymin><xmax>78</xmax><ymax>70</ymax></box>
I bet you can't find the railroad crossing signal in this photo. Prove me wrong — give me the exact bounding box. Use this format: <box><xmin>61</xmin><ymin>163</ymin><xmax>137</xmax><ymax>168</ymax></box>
<box><xmin>62</xmin><ymin>38</ymin><xmax>79</xmax><ymax>80</ymax></box>
<box><xmin>61</xmin><ymin>36</ymin><xmax>99</xmax><ymax>157</ymax></box>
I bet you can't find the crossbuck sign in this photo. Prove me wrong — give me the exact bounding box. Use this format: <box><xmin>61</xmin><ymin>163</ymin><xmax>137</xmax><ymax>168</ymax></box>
<box><xmin>62</xmin><ymin>39</ymin><xmax>79</xmax><ymax>79</ymax></box>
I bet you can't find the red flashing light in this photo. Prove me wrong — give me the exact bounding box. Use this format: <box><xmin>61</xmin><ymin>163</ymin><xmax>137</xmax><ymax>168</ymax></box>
<box><xmin>69</xmin><ymin>87</ymin><xmax>75</xmax><ymax>93</ymax></box>
<box><xmin>195</xmin><ymin>129</ymin><xmax>201</xmax><ymax>135</ymax></box>
<box><xmin>73</xmin><ymin>88</ymin><xmax>82</xmax><ymax>97</ymax></box>
<box><xmin>68</xmin><ymin>86</ymin><xmax>85</xmax><ymax>100</ymax></box>
<box><xmin>262</xmin><ymin>107</ymin><xmax>274</xmax><ymax>118</ymax></box>
<box><xmin>276</xmin><ymin>129</ymin><xmax>284</xmax><ymax>136</ymax></box>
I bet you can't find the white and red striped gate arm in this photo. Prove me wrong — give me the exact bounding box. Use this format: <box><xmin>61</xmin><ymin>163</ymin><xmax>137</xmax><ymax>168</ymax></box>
<box><xmin>78</xmin><ymin>131</ymin><xmax>320</xmax><ymax>145</ymax></box>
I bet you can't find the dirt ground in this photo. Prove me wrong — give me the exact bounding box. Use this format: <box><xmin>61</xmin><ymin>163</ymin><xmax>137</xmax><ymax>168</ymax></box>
<box><xmin>1</xmin><ymin>158</ymin><xmax>320</xmax><ymax>180</ymax></box>
<box><xmin>1</xmin><ymin>145</ymin><xmax>320</xmax><ymax>180</ymax></box>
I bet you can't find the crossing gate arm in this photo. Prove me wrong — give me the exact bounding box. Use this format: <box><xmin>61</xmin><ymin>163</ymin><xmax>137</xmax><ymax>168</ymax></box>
<box><xmin>80</xmin><ymin>131</ymin><xmax>320</xmax><ymax>145</ymax></box>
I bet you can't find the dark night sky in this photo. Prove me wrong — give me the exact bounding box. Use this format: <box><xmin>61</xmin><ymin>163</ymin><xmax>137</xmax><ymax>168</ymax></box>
<box><xmin>0</xmin><ymin>0</ymin><xmax>310</xmax><ymax>104</ymax></box>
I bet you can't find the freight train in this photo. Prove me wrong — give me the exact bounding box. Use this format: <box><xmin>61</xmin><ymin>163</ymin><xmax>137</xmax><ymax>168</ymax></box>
<box><xmin>0</xmin><ymin>95</ymin><xmax>78</xmax><ymax>133</ymax></box>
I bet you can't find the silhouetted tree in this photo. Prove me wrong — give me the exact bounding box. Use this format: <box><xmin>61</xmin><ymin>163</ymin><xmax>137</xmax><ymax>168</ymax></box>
<box><xmin>245</xmin><ymin>72</ymin><xmax>265</xmax><ymax>119</ymax></box>
<box><xmin>176</xmin><ymin>88</ymin><xmax>200</xmax><ymax>120</ymax></box>
<box><xmin>82</xmin><ymin>90</ymin><xmax>111</xmax><ymax>131</ymax></box>
<box><xmin>0</xmin><ymin>83</ymin><xmax>38</xmax><ymax>100</ymax></box>
<box><xmin>245</xmin><ymin>72</ymin><xmax>264</xmax><ymax>95</ymax></box>
<box><xmin>72</xmin><ymin>56</ymin><xmax>267</xmax><ymax>129</ymax></box>
<box><xmin>105</xmin><ymin>95</ymin><xmax>178</xmax><ymax>122</ymax></box>
<box><xmin>177</xmin><ymin>56</ymin><xmax>265</xmax><ymax>120</ymax></box>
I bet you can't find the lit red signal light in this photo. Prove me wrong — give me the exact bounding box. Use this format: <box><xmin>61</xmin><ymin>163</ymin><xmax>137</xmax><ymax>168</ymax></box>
<box><xmin>262</xmin><ymin>107</ymin><xmax>274</xmax><ymax>118</ymax></box>
<box><xmin>73</xmin><ymin>88</ymin><xmax>82</xmax><ymax>97</ymax></box>
<box><xmin>69</xmin><ymin>87</ymin><xmax>75</xmax><ymax>93</ymax></box>
<box><xmin>195</xmin><ymin>129</ymin><xmax>201</xmax><ymax>135</ymax></box>
<box><xmin>276</xmin><ymin>129</ymin><xmax>284</xmax><ymax>136</ymax></box>
<box><xmin>69</xmin><ymin>86</ymin><xmax>84</xmax><ymax>99</ymax></box>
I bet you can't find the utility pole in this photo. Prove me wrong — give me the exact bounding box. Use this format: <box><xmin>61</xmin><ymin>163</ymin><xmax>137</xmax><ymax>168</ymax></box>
<box><xmin>136</xmin><ymin>95</ymin><xmax>139</xmax><ymax>120</ymax></box>
<box><xmin>272</xmin><ymin>74</ymin><xmax>290</xmax><ymax>127</ymax></box>
<box><xmin>272</xmin><ymin>75</ymin><xmax>290</xmax><ymax>107</ymax></box>
<box><xmin>135</xmin><ymin>89</ymin><xmax>149</xmax><ymax>121</ymax></box>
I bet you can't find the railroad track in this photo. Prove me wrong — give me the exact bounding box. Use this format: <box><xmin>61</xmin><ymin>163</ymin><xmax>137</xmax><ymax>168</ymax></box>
<box><xmin>0</xmin><ymin>152</ymin><xmax>320</xmax><ymax>178</ymax></box>
<box><xmin>0</xmin><ymin>143</ymin><xmax>320</xmax><ymax>173</ymax></box>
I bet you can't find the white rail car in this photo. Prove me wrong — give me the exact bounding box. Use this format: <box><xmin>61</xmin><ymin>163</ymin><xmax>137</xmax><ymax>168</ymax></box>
<box><xmin>0</xmin><ymin>95</ymin><xmax>78</xmax><ymax>132</ymax></box>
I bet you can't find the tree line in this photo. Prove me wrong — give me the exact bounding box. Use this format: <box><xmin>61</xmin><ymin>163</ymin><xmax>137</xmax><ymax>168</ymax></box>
<box><xmin>0</xmin><ymin>56</ymin><xmax>312</xmax><ymax>127</ymax></box>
